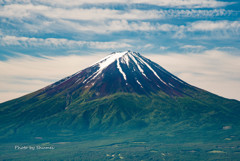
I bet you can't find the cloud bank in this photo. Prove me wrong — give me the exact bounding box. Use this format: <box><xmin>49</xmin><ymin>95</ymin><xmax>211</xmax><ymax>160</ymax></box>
<box><xmin>0</xmin><ymin>4</ymin><xmax>234</xmax><ymax>20</ymax></box>
<box><xmin>0</xmin><ymin>36</ymin><xmax>132</xmax><ymax>49</ymax></box>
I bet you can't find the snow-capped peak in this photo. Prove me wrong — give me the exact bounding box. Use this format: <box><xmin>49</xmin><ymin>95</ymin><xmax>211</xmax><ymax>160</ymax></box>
<box><xmin>83</xmin><ymin>51</ymin><xmax>129</xmax><ymax>83</ymax></box>
<box><xmin>50</xmin><ymin>50</ymin><xmax>188</xmax><ymax>97</ymax></box>
<box><xmin>77</xmin><ymin>50</ymin><xmax>188</xmax><ymax>93</ymax></box>
<box><xmin>83</xmin><ymin>50</ymin><xmax>169</xmax><ymax>87</ymax></box>
<box><xmin>98</xmin><ymin>51</ymin><xmax>128</xmax><ymax>70</ymax></box>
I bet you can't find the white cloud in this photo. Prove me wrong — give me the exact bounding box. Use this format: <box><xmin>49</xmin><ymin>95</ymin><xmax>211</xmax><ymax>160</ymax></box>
<box><xmin>4</xmin><ymin>0</ymin><xmax>232</xmax><ymax>8</ymax></box>
<box><xmin>184</xmin><ymin>20</ymin><xmax>240</xmax><ymax>39</ymax></box>
<box><xmin>0</xmin><ymin>36</ymin><xmax>132</xmax><ymax>49</ymax></box>
<box><xmin>181</xmin><ymin>45</ymin><xmax>206</xmax><ymax>52</ymax></box>
<box><xmin>159</xmin><ymin>46</ymin><xmax>169</xmax><ymax>50</ymax></box>
<box><xmin>188</xmin><ymin>20</ymin><xmax>240</xmax><ymax>31</ymax></box>
<box><xmin>147</xmin><ymin>50</ymin><xmax>240</xmax><ymax>100</ymax></box>
<box><xmin>1</xmin><ymin>20</ymin><xmax>239</xmax><ymax>49</ymax></box>
<box><xmin>215</xmin><ymin>46</ymin><xmax>238</xmax><ymax>51</ymax></box>
<box><xmin>56</xmin><ymin>19</ymin><xmax>240</xmax><ymax>36</ymax></box>
<box><xmin>132</xmin><ymin>0</ymin><xmax>232</xmax><ymax>8</ymax></box>
<box><xmin>0</xmin><ymin>3</ymin><xmax>238</xmax><ymax>38</ymax></box>
<box><xmin>143</xmin><ymin>44</ymin><xmax>153</xmax><ymax>48</ymax></box>
<box><xmin>51</xmin><ymin>19</ymin><xmax>179</xmax><ymax>34</ymax></box>
<box><xmin>0</xmin><ymin>19</ymin><xmax>179</xmax><ymax>35</ymax></box>
<box><xmin>0</xmin><ymin>4</ymin><xmax>234</xmax><ymax>20</ymax></box>
<box><xmin>164</xmin><ymin>9</ymin><xmax>233</xmax><ymax>17</ymax></box>
<box><xmin>181</xmin><ymin>45</ymin><xmax>205</xmax><ymax>49</ymax></box>
<box><xmin>1</xmin><ymin>4</ymin><xmax>151</xmax><ymax>20</ymax></box>
<box><xmin>1</xmin><ymin>20</ymin><xmax>239</xmax><ymax>40</ymax></box>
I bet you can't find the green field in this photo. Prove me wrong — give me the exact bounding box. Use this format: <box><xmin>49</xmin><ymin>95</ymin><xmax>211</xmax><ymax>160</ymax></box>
<box><xmin>1</xmin><ymin>136</ymin><xmax>240</xmax><ymax>161</ymax></box>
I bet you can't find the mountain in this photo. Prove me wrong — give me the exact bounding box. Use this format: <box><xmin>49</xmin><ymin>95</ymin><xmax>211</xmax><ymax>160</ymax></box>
<box><xmin>43</xmin><ymin>50</ymin><xmax>189</xmax><ymax>98</ymax></box>
<box><xmin>0</xmin><ymin>51</ymin><xmax>240</xmax><ymax>143</ymax></box>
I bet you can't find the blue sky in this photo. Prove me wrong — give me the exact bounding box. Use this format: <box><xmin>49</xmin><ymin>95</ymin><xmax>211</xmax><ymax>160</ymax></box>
<box><xmin>0</xmin><ymin>0</ymin><xmax>240</xmax><ymax>102</ymax></box>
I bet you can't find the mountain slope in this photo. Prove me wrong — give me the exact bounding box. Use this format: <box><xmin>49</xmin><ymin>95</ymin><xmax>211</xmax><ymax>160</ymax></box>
<box><xmin>0</xmin><ymin>51</ymin><xmax>240</xmax><ymax>142</ymax></box>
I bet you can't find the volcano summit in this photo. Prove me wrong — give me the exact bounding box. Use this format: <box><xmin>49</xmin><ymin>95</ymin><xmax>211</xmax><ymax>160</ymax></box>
<box><xmin>45</xmin><ymin>50</ymin><xmax>189</xmax><ymax>99</ymax></box>
<box><xmin>0</xmin><ymin>51</ymin><xmax>240</xmax><ymax>144</ymax></box>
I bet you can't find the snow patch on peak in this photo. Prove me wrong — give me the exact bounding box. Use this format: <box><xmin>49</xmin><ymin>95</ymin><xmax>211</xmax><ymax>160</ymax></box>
<box><xmin>171</xmin><ymin>76</ymin><xmax>184</xmax><ymax>84</ymax></box>
<box><xmin>128</xmin><ymin>53</ymin><xmax>148</xmax><ymax>79</ymax></box>
<box><xmin>134</xmin><ymin>53</ymin><xmax>167</xmax><ymax>85</ymax></box>
<box><xmin>136</xmin><ymin>79</ymin><xmax>143</xmax><ymax>88</ymax></box>
<box><xmin>117</xmin><ymin>58</ymin><xmax>127</xmax><ymax>81</ymax></box>
<box><xmin>122</xmin><ymin>54</ymin><xmax>130</xmax><ymax>67</ymax></box>
<box><xmin>98</xmin><ymin>51</ymin><xmax>127</xmax><ymax>70</ymax></box>
<box><xmin>83</xmin><ymin>51</ymin><xmax>128</xmax><ymax>83</ymax></box>
<box><xmin>169</xmin><ymin>83</ymin><xmax>175</xmax><ymax>87</ymax></box>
